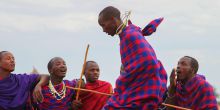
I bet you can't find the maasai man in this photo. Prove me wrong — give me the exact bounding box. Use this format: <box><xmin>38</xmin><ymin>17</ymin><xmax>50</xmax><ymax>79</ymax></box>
<box><xmin>0</xmin><ymin>51</ymin><xmax>48</xmax><ymax>110</ymax></box>
<box><xmin>36</xmin><ymin>57</ymin><xmax>82</xmax><ymax>110</ymax></box>
<box><xmin>165</xmin><ymin>56</ymin><xmax>218</xmax><ymax>110</ymax></box>
<box><xmin>72</xmin><ymin>61</ymin><xmax>113</xmax><ymax>110</ymax></box>
<box><xmin>98</xmin><ymin>6</ymin><xmax>167</xmax><ymax>109</ymax></box>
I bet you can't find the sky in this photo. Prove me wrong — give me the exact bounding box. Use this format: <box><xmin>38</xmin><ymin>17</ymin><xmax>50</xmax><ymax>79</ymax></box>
<box><xmin>0</xmin><ymin>0</ymin><xmax>220</xmax><ymax>98</ymax></box>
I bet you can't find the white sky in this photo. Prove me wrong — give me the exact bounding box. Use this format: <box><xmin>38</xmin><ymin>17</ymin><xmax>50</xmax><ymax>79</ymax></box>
<box><xmin>1</xmin><ymin>0</ymin><xmax>220</xmax><ymax>97</ymax></box>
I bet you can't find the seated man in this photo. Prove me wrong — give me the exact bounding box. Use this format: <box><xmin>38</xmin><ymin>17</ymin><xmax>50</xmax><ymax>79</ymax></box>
<box><xmin>36</xmin><ymin>57</ymin><xmax>82</xmax><ymax>110</ymax></box>
<box><xmin>165</xmin><ymin>56</ymin><xmax>218</xmax><ymax>110</ymax></box>
<box><xmin>73</xmin><ymin>61</ymin><xmax>113</xmax><ymax>110</ymax></box>
<box><xmin>0</xmin><ymin>51</ymin><xmax>47</xmax><ymax>110</ymax></box>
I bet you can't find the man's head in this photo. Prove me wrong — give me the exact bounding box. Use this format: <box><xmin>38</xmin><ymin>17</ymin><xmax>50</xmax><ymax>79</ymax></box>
<box><xmin>98</xmin><ymin>6</ymin><xmax>122</xmax><ymax>36</ymax></box>
<box><xmin>176</xmin><ymin>56</ymin><xmax>199</xmax><ymax>83</ymax></box>
<box><xmin>84</xmin><ymin>61</ymin><xmax>100</xmax><ymax>83</ymax></box>
<box><xmin>0</xmin><ymin>51</ymin><xmax>15</xmax><ymax>73</ymax></box>
<box><xmin>47</xmin><ymin>57</ymin><xmax>67</xmax><ymax>79</ymax></box>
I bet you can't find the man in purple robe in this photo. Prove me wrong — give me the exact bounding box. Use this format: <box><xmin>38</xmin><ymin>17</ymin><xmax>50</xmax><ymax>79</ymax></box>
<box><xmin>0</xmin><ymin>51</ymin><xmax>48</xmax><ymax>110</ymax></box>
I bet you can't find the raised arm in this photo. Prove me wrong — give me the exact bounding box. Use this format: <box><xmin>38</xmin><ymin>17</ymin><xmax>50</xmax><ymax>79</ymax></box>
<box><xmin>33</xmin><ymin>74</ymin><xmax>49</xmax><ymax>103</ymax></box>
<box><xmin>165</xmin><ymin>69</ymin><xmax>177</xmax><ymax>110</ymax></box>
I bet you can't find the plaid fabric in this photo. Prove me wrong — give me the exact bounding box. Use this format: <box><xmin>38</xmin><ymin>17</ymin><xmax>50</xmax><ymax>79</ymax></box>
<box><xmin>141</xmin><ymin>18</ymin><xmax>164</xmax><ymax>36</ymax></box>
<box><xmin>103</xmin><ymin>23</ymin><xmax>167</xmax><ymax>110</ymax></box>
<box><xmin>37</xmin><ymin>80</ymin><xmax>76</xmax><ymax>110</ymax></box>
<box><xmin>157</xmin><ymin>60</ymin><xmax>167</xmax><ymax>102</ymax></box>
<box><xmin>175</xmin><ymin>74</ymin><xmax>218</xmax><ymax>110</ymax></box>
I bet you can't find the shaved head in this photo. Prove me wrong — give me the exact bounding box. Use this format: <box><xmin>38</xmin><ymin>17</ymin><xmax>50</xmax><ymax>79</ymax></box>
<box><xmin>0</xmin><ymin>51</ymin><xmax>9</xmax><ymax>60</ymax></box>
<box><xmin>47</xmin><ymin>57</ymin><xmax>63</xmax><ymax>71</ymax></box>
<box><xmin>99</xmin><ymin>6</ymin><xmax>121</xmax><ymax>21</ymax></box>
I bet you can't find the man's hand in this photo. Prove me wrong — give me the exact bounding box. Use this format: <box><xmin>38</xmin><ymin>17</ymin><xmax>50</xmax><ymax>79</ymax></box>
<box><xmin>33</xmin><ymin>84</ymin><xmax>44</xmax><ymax>103</ymax></box>
<box><xmin>168</xmin><ymin>68</ymin><xmax>177</xmax><ymax>95</ymax></box>
<box><xmin>170</xmin><ymin>68</ymin><xmax>177</xmax><ymax>87</ymax></box>
<box><xmin>72</xmin><ymin>100</ymin><xmax>83</xmax><ymax>110</ymax></box>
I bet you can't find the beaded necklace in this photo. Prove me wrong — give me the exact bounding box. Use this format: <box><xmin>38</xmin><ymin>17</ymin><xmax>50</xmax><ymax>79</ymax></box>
<box><xmin>115</xmin><ymin>11</ymin><xmax>131</xmax><ymax>35</ymax></box>
<box><xmin>48</xmin><ymin>80</ymin><xmax>66</xmax><ymax>100</ymax></box>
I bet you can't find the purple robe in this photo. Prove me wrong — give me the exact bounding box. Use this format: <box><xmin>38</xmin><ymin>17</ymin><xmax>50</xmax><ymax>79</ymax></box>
<box><xmin>0</xmin><ymin>73</ymin><xmax>39</xmax><ymax>110</ymax></box>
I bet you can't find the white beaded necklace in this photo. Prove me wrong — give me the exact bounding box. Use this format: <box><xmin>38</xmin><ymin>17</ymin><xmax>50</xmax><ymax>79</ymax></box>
<box><xmin>115</xmin><ymin>11</ymin><xmax>131</xmax><ymax>35</ymax></box>
<box><xmin>48</xmin><ymin>80</ymin><xmax>66</xmax><ymax>100</ymax></box>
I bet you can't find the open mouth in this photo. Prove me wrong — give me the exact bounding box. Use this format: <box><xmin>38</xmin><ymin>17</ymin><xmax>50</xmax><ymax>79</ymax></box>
<box><xmin>176</xmin><ymin>69</ymin><xmax>181</xmax><ymax>74</ymax></box>
<box><xmin>176</xmin><ymin>69</ymin><xmax>184</xmax><ymax>81</ymax></box>
<box><xmin>93</xmin><ymin>76</ymin><xmax>99</xmax><ymax>80</ymax></box>
<box><xmin>60</xmin><ymin>69</ymin><xmax>66</xmax><ymax>74</ymax></box>
<box><xmin>10</xmin><ymin>63</ymin><xmax>15</xmax><ymax>66</ymax></box>
<box><xmin>10</xmin><ymin>63</ymin><xmax>15</xmax><ymax>68</ymax></box>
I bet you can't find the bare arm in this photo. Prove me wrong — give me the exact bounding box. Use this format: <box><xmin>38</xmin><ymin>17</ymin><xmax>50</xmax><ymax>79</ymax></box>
<box><xmin>33</xmin><ymin>74</ymin><xmax>49</xmax><ymax>103</ymax></box>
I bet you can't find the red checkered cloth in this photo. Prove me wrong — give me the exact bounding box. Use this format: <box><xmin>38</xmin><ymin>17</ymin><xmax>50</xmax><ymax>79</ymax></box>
<box><xmin>128</xmin><ymin>17</ymin><xmax>163</xmax><ymax>36</ymax></box>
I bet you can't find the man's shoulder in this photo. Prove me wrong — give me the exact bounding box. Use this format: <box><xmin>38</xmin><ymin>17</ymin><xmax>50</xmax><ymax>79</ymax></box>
<box><xmin>194</xmin><ymin>76</ymin><xmax>214</xmax><ymax>93</ymax></box>
<box><xmin>63</xmin><ymin>80</ymin><xmax>76</xmax><ymax>87</ymax></box>
<box><xmin>98</xmin><ymin>80</ymin><xmax>112</xmax><ymax>86</ymax></box>
<box><xmin>123</xmin><ymin>25</ymin><xmax>142</xmax><ymax>36</ymax></box>
<box><xmin>11</xmin><ymin>73</ymin><xmax>39</xmax><ymax>79</ymax></box>
<box><xmin>11</xmin><ymin>73</ymin><xmax>27</xmax><ymax>76</ymax></box>
<box><xmin>200</xmin><ymin>79</ymin><xmax>214</xmax><ymax>91</ymax></box>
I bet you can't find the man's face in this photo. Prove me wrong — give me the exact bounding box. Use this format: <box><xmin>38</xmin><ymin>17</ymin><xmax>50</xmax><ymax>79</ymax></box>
<box><xmin>176</xmin><ymin>57</ymin><xmax>193</xmax><ymax>82</ymax></box>
<box><xmin>49</xmin><ymin>58</ymin><xmax>67</xmax><ymax>78</ymax></box>
<box><xmin>98</xmin><ymin>14</ymin><xmax>117</xmax><ymax>36</ymax></box>
<box><xmin>0</xmin><ymin>52</ymin><xmax>15</xmax><ymax>72</ymax></box>
<box><xmin>85</xmin><ymin>62</ymin><xmax>100</xmax><ymax>83</ymax></box>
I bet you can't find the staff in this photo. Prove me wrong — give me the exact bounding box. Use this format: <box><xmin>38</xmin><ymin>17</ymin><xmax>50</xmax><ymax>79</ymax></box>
<box><xmin>75</xmin><ymin>44</ymin><xmax>90</xmax><ymax>100</ymax></box>
<box><xmin>68</xmin><ymin>86</ymin><xmax>192</xmax><ymax>110</ymax></box>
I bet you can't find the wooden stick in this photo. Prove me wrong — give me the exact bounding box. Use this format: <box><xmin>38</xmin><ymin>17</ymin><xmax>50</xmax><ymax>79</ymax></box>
<box><xmin>76</xmin><ymin>44</ymin><xmax>90</xmax><ymax>100</ymax></box>
<box><xmin>66</xmin><ymin>86</ymin><xmax>112</xmax><ymax>96</ymax></box>
<box><xmin>70</xmin><ymin>86</ymin><xmax>191</xmax><ymax>110</ymax></box>
<box><xmin>162</xmin><ymin>103</ymin><xmax>192</xmax><ymax>110</ymax></box>
<box><xmin>71</xmin><ymin>45</ymin><xmax>191</xmax><ymax>110</ymax></box>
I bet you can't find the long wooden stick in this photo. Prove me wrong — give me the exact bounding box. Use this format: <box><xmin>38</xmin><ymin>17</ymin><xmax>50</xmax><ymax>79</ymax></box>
<box><xmin>70</xmin><ymin>86</ymin><xmax>192</xmax><ymax>110</ymax></box>
<box><xmin>76</xmin><ymin>44</ymin><xmax>90</xmax><ymax>100</ymax></box>
<box><xmin>66</xmin><ymin>86</ymin><xmax>112</xmax><ymax>96</ymax></box>
<box><xmin>70</xmin><ymin>45</ymin><xmax>191</xmax><ymax>110</ymax></box>
<box><xmin>162</xmin><ymin>103</ymin><xmax>192</xmax><ymax>110</ymax></box>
